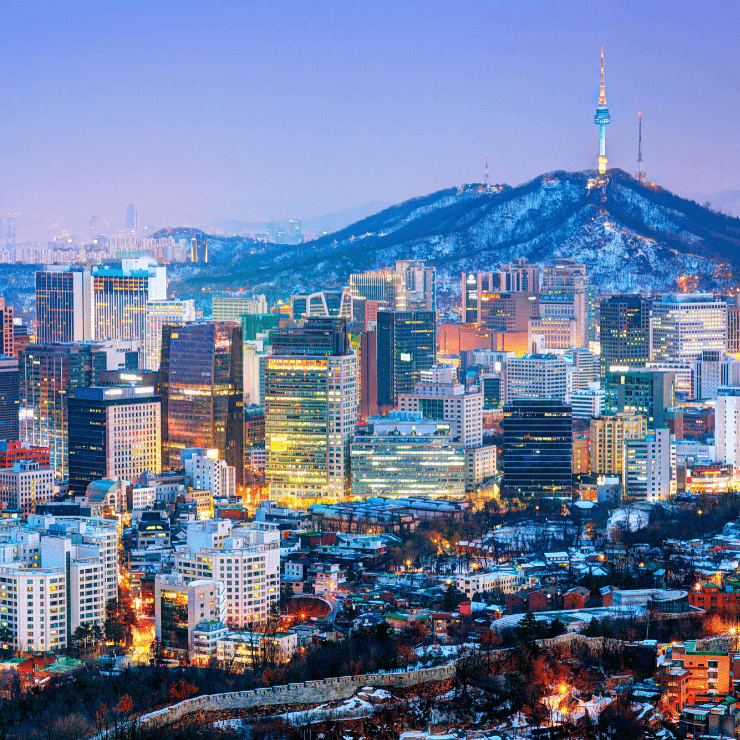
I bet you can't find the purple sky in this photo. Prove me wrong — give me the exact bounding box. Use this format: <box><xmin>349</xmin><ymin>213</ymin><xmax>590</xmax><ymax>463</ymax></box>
<box><xmin>1</xmin><ymin>0</ymin><xmax>738</xmax><ymax>238</ymax></box>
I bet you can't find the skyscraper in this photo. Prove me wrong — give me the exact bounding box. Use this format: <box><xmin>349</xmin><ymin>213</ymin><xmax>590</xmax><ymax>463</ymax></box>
<box><xmin>126</xmin><ymin>203</ymin><xmax>138</xmax><ymax>234</ymax></box>
<box><xmin>376</xmin><ymin>310</ymin><xmax>436</xmax><ymax>409</ymax></box>
<box><xmin>67</xmin><ymin>385</ymin><xmax>162</xmax><ymax>496</ymax></box>
<box><xmin>265</xmin><ymin>318</ymin><xmax>357</xmax><ymax>504</ymax></box>
<box><xmin>19</xmin><ymin>344</ymin><xmax>105</xmax><ymax>477</ymax></box>
<box><xmin>395</xmin><ymin>260</ymin><xmax>436</xmax><ymax>312</ymax></box>
<box><xmin>349</xmin><ymin>270</ymin><xmax>405</xmax><ymax>310</ymax></box>
<box><xmin>505</xmin><ymin>353</ymin><xmax>568</xmax><ymax>402</ymax></box>
<box><xmin>144</xmin><ymin>299</ymin><xmax>196</xmax><ymax>371</ymax></box>
<box><xmin>595</xmin><ymin>48</ymin><xmax>610</xmax><ymax>174</ymax></box>
<box><xmin>652</xmin><ymin>293</ymin><xmax>727</xmax><ymax>362</ymax></box>
<box><xmin>604</xmin><ymin>368</ymin><xmax>676</xmax><ymax>427</ymax></box>
<box><xmin>0</xmin><ymin>299</ymin><xmax>13</xmax><ymax>357</ymax></box>
<box><xmin>502</xmin><ymin>398</ymin><xmax>573</xmax><ymax>499</ymax></box>
<box><xmin>716</xmin><ymin>386</ymin><xmax>740</xmax><ymax>470</ymax></box>
<box><xmin>623</xmin><ymin>428</ymin><xmax>673</xmax><ymax>502</ymax></box>
<box><xmin>35</xmin><ymin>268</ymin><xmax>88</xmax><ymax>343</ymax></box>
<box><xmin>599</xmin><ymin>295</ymin><xmax>650</xmax><ymax>375</ymax></box>
<box><xmin>0</xmin><ymin>356</ymin><xmax>19</xmax><ymax>441</ymax></box>
<box><xmin>160</xmin><ymin>322</ymin><xmax>244</xmax><ymax>482</ymax></box>
<box><xmin>540</xmin><ymin>259</ymin><xmax>595</xmax><ymax>347</ymax></box>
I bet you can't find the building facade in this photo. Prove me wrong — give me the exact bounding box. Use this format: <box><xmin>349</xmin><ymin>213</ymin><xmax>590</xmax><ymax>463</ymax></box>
<box><xmin>590</xmin><ymin>413</ymin><xmax>647</xmax><ymax>477</ymax></box>
<box><xmin>144</xmin><ymin>299</ymin><xmax>196</xmax><ymax>371</ymax></box>
<box><xmin>505</xmin><ymin>353</ymin><xmax>568</xmax><ymax>402</ymax></box>
<box><xmin>0</xmin><ymin>355</ymin><xmax>19</xmax><ymax>441</ymax></box>
<box><xmin>599</xmin><ymin>295</ymin><xmax>650</xmax><ymax>375</ymax></box>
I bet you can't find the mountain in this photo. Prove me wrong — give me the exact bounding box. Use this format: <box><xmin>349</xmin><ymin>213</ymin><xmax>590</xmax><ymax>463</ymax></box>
<box><xmin>172</xmin><ymin>170</ymin><xmax>740</xmax><ymax>298</ymax></box>
<box><xmin>680</xmin><ymin>189</ymin><xmax>740</xmax><ymax>218</ymax></box>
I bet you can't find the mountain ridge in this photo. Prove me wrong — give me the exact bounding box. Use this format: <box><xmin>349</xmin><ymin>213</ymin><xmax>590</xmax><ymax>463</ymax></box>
<box><xmin>169</xmin><ymin>169</ymin><xmax>740</xmax><ymax>299</ymax></box>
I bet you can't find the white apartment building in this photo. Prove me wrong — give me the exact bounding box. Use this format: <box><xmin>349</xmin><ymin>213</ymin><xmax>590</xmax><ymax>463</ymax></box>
<box><xmin>570</xmin><ymin>383</ymin><xmax>605</xmax><ymax>419</ymax></box>
<box><xmin>0</xmin><ymin>516</ymin><xmax>118</xmax><ymax>652</ymax></box>
<box><xmin>456</xmin><ymin>568</ymin><xmax>524</xmax><ymax>598</ymax></box>
<box><xmin>398</xmin><ymin>365</ymin><xmax>483</xmax><ymax>448</ymax></box>
<box><xmin>174</xmin><ymin>520</ymin><xmax>280</xmax><ymax>626</ymax></box>
<box><xmin>716</xmin><ymin>386</ymin><xmax>740</xmax><ymax>470</ymax></box>
<box><xmin>651</xmin><ymin>293</ymin><xmax>727</xmax><ymax>362</ymax></box>
<box><xmin>0</xmin><ymin>460</ymin><xmax>55</xmax><ymax>514</ymax></box>
<box><xmin>144</xmin><ymin>299</ymin><xmax>196</xmax><ymax>371</ymax></box>
<box><xmin>182</xmin><ymin>448</ymin><xmax>236</xmax><ymax>498</ymax></box>
<box><xmin>505</xmin><ymin>353</ymin><xmax>567</xmax><ymax>402</ymax></box>
<box><xmin>623</xmin><ymin>428</ymin><xmax>674</xmax><ymax>502</ymax></box>
<box><xmin>465</xmin><ymin>445</ymin><xmax>497</xmax><ymax>490</ymax></box>
<box><xmin>693</xmin><ymin>350</ymin><xmax>740</xmax><ymax>400</ymax></box>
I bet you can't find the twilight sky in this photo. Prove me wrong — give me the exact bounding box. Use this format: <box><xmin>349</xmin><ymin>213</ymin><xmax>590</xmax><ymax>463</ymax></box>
<box><xmin>0</xmin><ymin>0</ymin><xmax>738</xmax><ymax>238</ymax></box>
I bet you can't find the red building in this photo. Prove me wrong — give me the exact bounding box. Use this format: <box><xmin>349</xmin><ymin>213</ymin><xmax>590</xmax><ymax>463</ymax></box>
<box><xmin>563</xmin><ymin>586</ymin><xmax>591</xmax><ymax>610</ymax></box>
<box><xmin>689</xmin><ymin>581</ymin><xmax>740</xmax><ymax>615</ymax></box>
<box><xmin>0</xmin><ymin>440</ymin><xmax>50</xmax><ymax>469</ymax></box>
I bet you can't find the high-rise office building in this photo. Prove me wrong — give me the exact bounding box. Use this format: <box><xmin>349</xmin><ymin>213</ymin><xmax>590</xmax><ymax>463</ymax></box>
<box><xmin>461</xmin><ymin>272</ymin><xmax>497</xmax><ymax>324</ymax></box>
<box><xmin>19</xmin><ymin>344</ymin><xmax>105</xmax><ymax>478</ymax></box>
<box><xmin>623</xmin><ymin>428</ymin><xmax>673</xmax><ymax>502</ymax></box>
<box><xmin>349</xmin><ymin>270</ymin><xmax>405</xmax><ymax>310</ymax></box>
<box><xmin>182</xmin><ymin>448</ymin><xmax>236</xmax><ymax>498</ymax></box>
<box><xmin>540</xmin><ymin>259</ymin><xmax>595</xmax><ymax>347</ymax></box>
<box><xmin>0</xmin><ymin>299</ymin><xmax>13</xmax><ymax>357</ymax></box>
<box><xmin>599</xmin><ymin>295</ymin><xmax>650</xmax><ymax>375</ymax></box>
<box><xmin>480</xmin><ymin>291</ymin><xmax>538</xmax><ymax>333</ymax></box>
<box><xmin>716</xmin><ymin>386</ymin><xmax>740</xmax><ymax>470</ymax></box>
<box><xmin>398</xmin><ymin>365</ymin><xmax>483</xmax><ymax>448</ymax></box>
<box><xmin>350</xmin><ymin>412</ymin><xmax>465</xmax><ymax>500</ymax></box>
<box><xmin>0</xmin><ymin>356</ymin><xmax>19</xmax><ymax>441</ymax></box>
<box><xmin>211</xmin><ymin>296</ymin><xmax>269</xmax><ymax>322</ymax></box>
<box><xmin>727</xmin><ymin>304</ymin><xmax>740</xmax><ymax>355</ymax></box>
<box><xmin>160</xmin><ymin>322</ymin><xmax>244</xmax><ymax>482</ymax></box>
<box><xmin>67</xmin><ymin>385</ymin><xmax>162</xmax><ymax>496</ymax></box>
<box><xmin>265</xmin><ymin>318</ymin><xmax>357</xmax><ymax>504</ymax></box>
<box><xmin>395</xmin><ymin>260</ymin><xmax>436</xmax><ymax>312</ymax></box>
<box><xmin>291</xmin><ymin>289</ymin><xmax>352</xmax><ymax>320</ymax></box>
<box><xmin>693</xmin><ymin>350</ymin><xmax>740</xmax><ymax>400</ymax></box>
<box><xmin>590</xmin><ymin>413</ymin><xmax>647</xmax><ymax>477</ymax></box>
<box><xmin>652</xmin><ymin>293</ymin><xmax>727</xmax><ymax>362</ymax></box>
<box><xmin>144</xmin><ymin>299</ymin><xmax>196</xmax><ymax>371</ymax></box>
<box><xmin>0</xmin><ymin>460</ymin><xmax>54</xmax><ymax>514</ymax></box>
<box><xmin>604</xmin><ymin>368</ymin><xmax>676</xmax><ymax>428</ymax></box>
<box><xmin>505</xmin><ymin>353</ymin><xmax>568</xmax><ymax>402</ymax></box>
<box><xmin>36</xmin><ymin>259</ymin><xmax>166</xmax><ymax>345</ymax></box>
<box><xmin>358</xmin><ymin>330</ymin><xmax>378</xmax><ymax>422</ymax></box>
<box><xmin>126</xmin><ymin>203</ymin><xmax>138</xmax><ymax>234</ymax></box>
<box><xmin>502</xmin><ymin>399</ymin><xmax>573</xmax><ymax>499</ymax></box>
<box><xmin>376</xmin><ymin>310</ymin><xmax>436</xmax><ymax>409</ymax></box>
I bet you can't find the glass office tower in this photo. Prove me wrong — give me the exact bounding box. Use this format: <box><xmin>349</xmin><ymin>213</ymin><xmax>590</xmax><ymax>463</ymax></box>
<box><xmin>502</xmin><ymin>398</ymin><xmax>573</xmax><ymax>499</ymax></box>
<box><xmin>599</xmin><ymin>295</ymin><xmax>650</xmax><ymax>376</ymax></box>
<box><xmin>160</xmin><ymin>322</ymin><xmax>244</xmax><ymax>483</ymax></box>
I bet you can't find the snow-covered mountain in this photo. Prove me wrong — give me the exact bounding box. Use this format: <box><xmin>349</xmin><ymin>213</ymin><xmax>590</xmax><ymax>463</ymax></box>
<box><xmin>173</xmin><ymin>169</ymin><xmax>740</xmax><ymax>298</ymax></box>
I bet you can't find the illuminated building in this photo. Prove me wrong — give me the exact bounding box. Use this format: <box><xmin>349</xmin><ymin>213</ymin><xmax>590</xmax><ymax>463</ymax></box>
<box><xmin>19</xmin><ymin>344</ymin><xmax>106</xmax><ymax>478</ymax></box>
<box><xmin>502</xmin><ymin>399</ymin><xmax>572</xmax><ymax>499</ymax></box>
<box><xmin>692</xmin><ymin>349</ymin><xmax>740</xmax><ymax>399</ymax></box>
<box><xmin>376</xmin><ymin>310</ymin><xmax>436</xmax><ymax>408</ymax></box>
<box><xmin>144</xmin><ymin>299</ymin><xmax>196</xmax><ymax>371</ymax></box>
<box><xmin>651</xmin><ymin>293</ymin><xmax>727</xmax><ymax>362</ymax></box>
<box><xmin>211</xmin><ymin>295</ymin><xmax>268</xmax><ymax>321</ymax></box>
<box><xmin>349</xmin><ymin>269</ymin><xmax>405</xmax><ymax>310</ymax></box>
<box><xmin>398</xmin><ymin>365</ymin><xmax>483</xmax><ymax>448</ymax></box>
<box><xmin>0</xmin><ymin>441</ymin><xmax>50</xmax><ymax>469</ymax></box>
<box><xmin>35</xmin><ymin>259</ymin><xmax>166</xmax><ymax>345</ymax></box>
<box><xmin>291</xmin><ymin>289</ymin><xmax>352</xmax><ymax>319</ymax></box>
<box><xmin>599</xmin><ymin>295</ymin><xmax>650</xmax><ymax>375</ymax></box>
<box><xmin>67</xmin><ymin>385</ymin><xmax>161</xmax><ymax>497</ymax></box>
<box><xmin>0</xmin><ymin>515</ymin><xmax>117</xmax><ymax>652</ymax></box>
<box><xmin>540</xmin><ymin>260</ymin><xmax>595</xmax><ymax>347</ymax></box>
<box><xmin>623</xmin><ymin>428</ymin><xmax>673</xmax><ymax>501</ymax></box>
<box><xmin>461</xmin><ymin>272</ymin><xmax>496</xmax><ymax>324</ymax></box>
<box><xmin>0</xmin><ymin>460</ymin><xmax>54</xmax><ymax>514</ymax></box>
<box><xmin>570</xmin><ymin>383</ymin><xmax>604</xmax><ymax>418</ymax></box>
<box><xmin>480</xmin><ymin>291</ymin><xmax>538</xmax><ymax>333</ymax></box>
<box><xmin>590</xmin><ymin>413</ymin><xmax>646</xmax><ymax>476</ymax></box>
<box><xmin>528</xmin><ymin>316</ymin><xmax>578</xmax><ymax>352</ymax></box>
<box><xmin>594</xmin><ymin>48</ymin><xmax>610</xmax><ymax>174</ymax></box>
<box><xmin>462</xmin><ymin>261</ymin><xmax>539</xmax><ymax>323</ymax></box>
<box><xmin>160</xmin><ymin>322</ymin><xmax>244</xmax><ymax>483</ymax></box>
<box><xmin>727</xmin><ymin>304</ymin><xmax>740</xmax><ymax>354</ymax></box>
<box><xmin>395</xmin><ymin>260</ymin><xmax>436</xmax><ymax>312</ymax></box>
<box><xmin>265</xmin><ymin>318</ymin><xmax>357</xmax><ymax>504</ymax></box>
<box><xmin>240</xmin><ymin>313</ymin><xmax>280</xmax><ymax>341</ymax></box>
<box><xmin>0</xmin><ymin>299</ymin><xmax>13</xmax><ymax>356</ymax></box>
<box><xmin>244</xmin><ymin>405</ymin><xmax>265</xmax><ymax>450</ymax></box>
<box><xmin>182</xmin><ymin>448</ymin><xmax>235</xmax><ymax>498</ymax></box>
<box><xmin>604</xmin><ymin>368</ymin><xmax>676</xmax><ymax>427</ymax></box>
<box><xmin>0</xmin><ymin>356</ymin><xmax>19</xmax><ymax>441</ymax></box>
<box><xmin>155</xmin><ymin>574</ymin><xmax>225</xmax><ymax>655</ymax></box>
<box><xmin>505</xmin><ymin>353</ymin><xmax>568</xmax><ymax>402</ymax></box>
<box><xmin>716</xmin><ymin>386</ymin><xmax>740</xmax><ymax>471</ymax></box>
<box><xmin>350</xmin><ymin>412</ymin><xmax>465</xmax><ymax>500</ymax></box>
<box><xmin>174</xmin><ymin>520</ymin><xmax>280</xmax><ymax>626</ymax></box>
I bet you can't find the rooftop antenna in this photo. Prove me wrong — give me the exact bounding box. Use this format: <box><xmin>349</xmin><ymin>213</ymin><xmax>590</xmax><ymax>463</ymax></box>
<box><xmin>636</xmin><ymin>113</ymin><xmax>647</xmax><ymax>184</ymax></box>
<box><xmin>485</xmin><ymin>153</ymin><xmax>490</xmax><ymax>186</ymax></box>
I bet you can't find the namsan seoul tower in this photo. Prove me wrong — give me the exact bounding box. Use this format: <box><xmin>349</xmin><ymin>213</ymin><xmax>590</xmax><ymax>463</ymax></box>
<box><xmin>594</xmin><ymin>47</ymin><xmax>610</xmax><ymax>174</ymax></box>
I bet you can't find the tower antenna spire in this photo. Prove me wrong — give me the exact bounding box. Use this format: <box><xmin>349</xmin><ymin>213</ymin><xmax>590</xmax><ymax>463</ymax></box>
<box><xmin>594</xmin><ymin>47</ymin><xmax>611</xmax><ymax>175</ymax></box>
<box><xmin>636</xmin><ymin>112</ymin><xmax>647</xmax><ymax>184</ymax></box>
<box><xmin>485</xmin><ymin>153</ymin><xmax>489</xmax><ymax>185</ymax></box>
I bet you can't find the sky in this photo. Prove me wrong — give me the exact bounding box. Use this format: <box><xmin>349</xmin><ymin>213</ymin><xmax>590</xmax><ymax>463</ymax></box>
<box><xmin>0</xmin><ymin>0</ymin><xmax>738</xmax><ymax>239</ymax></box>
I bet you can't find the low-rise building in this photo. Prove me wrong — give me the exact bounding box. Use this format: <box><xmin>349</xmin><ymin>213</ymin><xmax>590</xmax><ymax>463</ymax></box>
<box><xmin>0</xmin><ymin>460</ymin><xmax>55</xmax><ymax>514</ymax></box>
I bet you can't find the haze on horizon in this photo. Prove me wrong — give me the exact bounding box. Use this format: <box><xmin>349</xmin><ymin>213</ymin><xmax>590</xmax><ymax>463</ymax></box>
<box><xmin>0</xmin><ymin>0</ymin><xmax>738</xmax><ymax>240</ymax></box>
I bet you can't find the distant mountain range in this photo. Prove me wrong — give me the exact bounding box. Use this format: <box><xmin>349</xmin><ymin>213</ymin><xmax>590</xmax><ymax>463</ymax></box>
<box><xmin>168</xmin><ymin>170</ymin><xmax>740</xmax><ymax>299</ymax></box>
